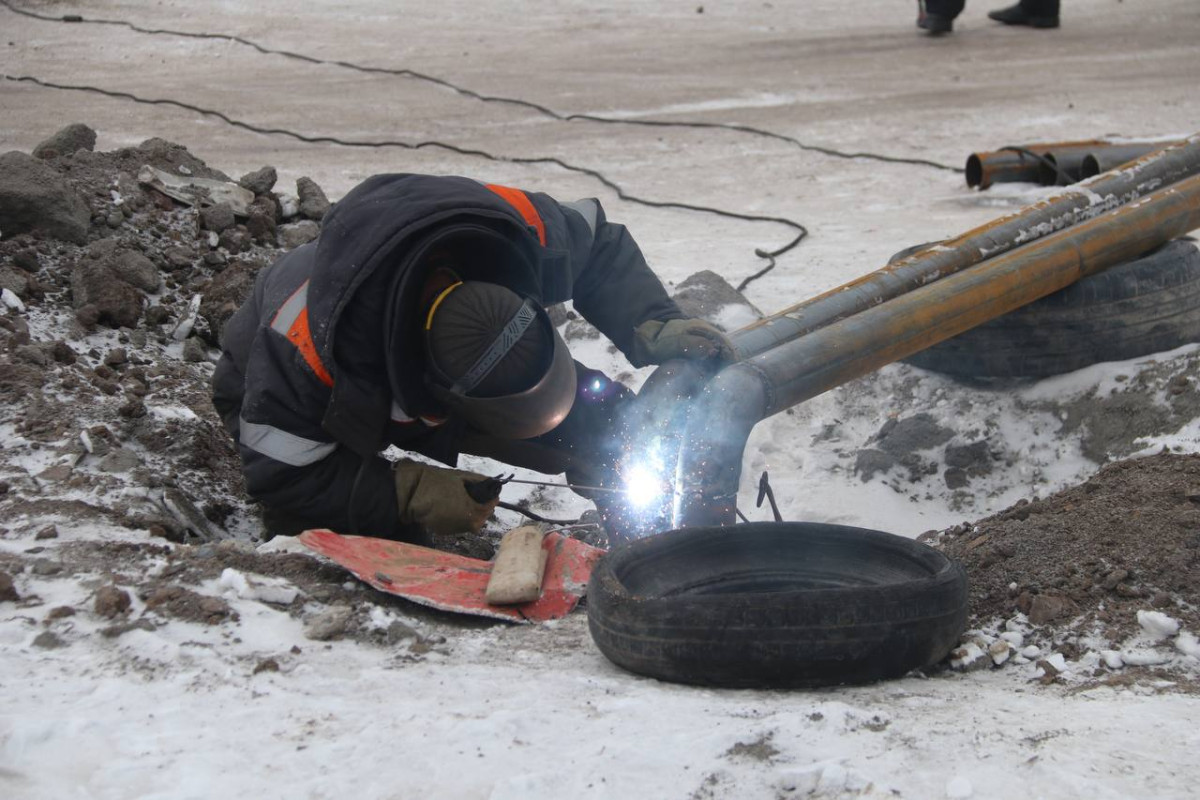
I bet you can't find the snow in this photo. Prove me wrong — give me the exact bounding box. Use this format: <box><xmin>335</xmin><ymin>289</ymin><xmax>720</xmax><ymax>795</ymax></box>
<box><xmin>1120</xmin><ymin>649</ymin><xmax>1171</xmax><ymax>668</ymax></box>
<box><xmin>1138</xmin><ymin>611</ymin><xmax>1182</xmax><ymax>642</ymax></box>
<box><xmin>4</xmin><ymin>0</ymin><xmax>1200</xmax><ymax>798</ymax></box>
<box><xmin>1177</xmin><ymin>633</ymin><xmax>1200</xmax><ymax>660</ymax></box>
<box><xmin>215</xmin><ymin>567</ymin><xmax>301</xmax><ymax>606</ymax></box>
<box><xmin>170</xmin><ymin>293</ymin><xmax>203</xmax><ymax>342</ymax></box>
<box><xmin>147</xmin><ymin>404</ymin><xmax>199</xmax><ymax>421</ymax></box>
<box><xmin>1042</xmin><ymin>653</ymin><xmax>1069</xmax><ymax>674</ymax></box>
<box><xmin>946</xmin><ymin>776</ymin><xmax>974</xmax><ymax>799</ymax></box>
<box><xmin>9</xmin><ymin>596</ymin><xmax>1199</xmax><ymax>800</ymax></box>
<box><xmin>1</xmin><ymin>288</ymin><xmax>25</xmax><ymax>312</ymax></box>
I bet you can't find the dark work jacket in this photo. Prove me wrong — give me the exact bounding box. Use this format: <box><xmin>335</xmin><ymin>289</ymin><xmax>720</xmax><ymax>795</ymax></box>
<box><xmin>211</xmin><ymin>174</ymin><xmax>683</xmax><ymax>538</ymax></box>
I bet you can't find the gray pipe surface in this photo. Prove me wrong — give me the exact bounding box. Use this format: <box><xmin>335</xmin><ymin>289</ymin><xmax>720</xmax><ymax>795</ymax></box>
<box><xmin>1044</xmin><ymin>142</ymin><xmax>1181</xmax><ymax>185</ymax></box>
<box><xmin>1081</xmin><ymin>143</ymin><xmax>1181</xmax><ymax>179</ymax></box>
<box><xmin>731</xmin><ymin>134</ymin><xmax>1200</xmax><ymax>361</ymax></box>
<box><xmin>965</xmin><ymin>141</ymin><xmax>1104</xmax><ymax>189</ymax></box>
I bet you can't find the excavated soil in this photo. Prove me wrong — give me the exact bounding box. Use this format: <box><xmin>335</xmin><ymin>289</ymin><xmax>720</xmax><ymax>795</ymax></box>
<box><xmin>927</xmin><ymin>452</ymin><xmax>1200</xmax><ymax>687</ymax></box>
<box><xmin>931</xmin><ymin>452</ymin><xmax>1200</xmax><ymax>639</ymax></box>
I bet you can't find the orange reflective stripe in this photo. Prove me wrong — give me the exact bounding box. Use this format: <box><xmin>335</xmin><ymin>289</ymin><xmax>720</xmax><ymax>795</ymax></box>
<box><xmin>271</xmin><ymin>281</ymin><xmax>334</xmax><ymax>388</ymax></box>
<box><xmin>285</xmin><ymin>307</ymin><xmax>334</xmax><ymax>387</ymax></box>
<box><xmin>485</xmin><ymin>183</ymin><xmax>546</xmax><ymax>245</ymax></box>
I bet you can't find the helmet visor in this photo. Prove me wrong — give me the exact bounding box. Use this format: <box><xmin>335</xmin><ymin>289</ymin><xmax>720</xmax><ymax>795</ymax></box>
<box><xmin>427</xmin><ymin>301</ymin><xmax>576</xmax><ymax>439</ymax></box>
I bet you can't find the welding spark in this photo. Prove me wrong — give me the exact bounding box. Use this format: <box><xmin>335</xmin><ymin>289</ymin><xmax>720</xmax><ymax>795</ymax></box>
<box><xmin>623</xmin><ymin>462</ymin><xmax>665</xmax><ymax>508</ymax></box>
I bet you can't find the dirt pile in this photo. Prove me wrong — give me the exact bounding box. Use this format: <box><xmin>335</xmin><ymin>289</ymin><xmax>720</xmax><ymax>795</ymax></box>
<box><xmin>928</xmin><ymin>452</ymin><xmax>1200</xmax><ymax>687</ymax></box>
<box><xmin>0</xmin><ymin>124</ymin><xmax>461</xmax><ymax>659</ymax></box>
<box><xmin>0</xmin><ymin>124</ymin><xmax>331</xmax><ymax>545</ymax></box>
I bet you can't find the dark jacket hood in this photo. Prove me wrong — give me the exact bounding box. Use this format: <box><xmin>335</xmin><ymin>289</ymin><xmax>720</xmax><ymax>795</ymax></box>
<box><xmin>304</xmin><ymin>174</ymin><xmax>545</xmax><ymax>460</ymax></box>
<box><xmin>305</xmin><ymin>174</ymin><xmax>544</xmax><ymax>369</ymax></box>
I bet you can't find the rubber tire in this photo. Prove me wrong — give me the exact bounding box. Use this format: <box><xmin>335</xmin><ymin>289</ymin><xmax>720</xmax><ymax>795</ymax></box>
<box><xmin>586</xmin><ymin>522</ymin><xmax>968</xmax><ymax>689</ymax></box>
<box><xmin>902</xmin><ymin>239</ymin><xmax>1200</xmax><ymax>379</ymax></box>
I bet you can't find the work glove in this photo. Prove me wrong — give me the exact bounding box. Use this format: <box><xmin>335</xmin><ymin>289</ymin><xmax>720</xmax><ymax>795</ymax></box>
<box><xmin>629</xmin><ymin>318</ymin><xmax>736</xmax><ymax>367</ymax></box>
<box><xmin>394</xmin><ymin>459</ymin><xmax>500</xmax><ymax>537</ymax></box>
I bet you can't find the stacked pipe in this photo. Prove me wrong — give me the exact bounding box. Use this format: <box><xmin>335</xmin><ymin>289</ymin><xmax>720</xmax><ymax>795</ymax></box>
<box><xmin>617</xmin><ymin>134</ymin><xmax>1200</xmax><ymax>536</ymax></box>
<box><xmin>966</xmin><ymin>138</ymin><xmax>1185</xmax><ymax>189</ymax></box>
<box><xmin>733</xmin><ymin>135</ymin><xmax>1200</xmax><ymax>360</ymax></box>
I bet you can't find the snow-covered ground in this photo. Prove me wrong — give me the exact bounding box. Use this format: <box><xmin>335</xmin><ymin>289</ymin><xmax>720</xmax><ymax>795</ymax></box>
<box><xmin>3</xmin><ymin>1</ymin><xmax>1200</xmax><ymax>798</ymax></box>
<box><xmin>7</xmin><ymin>526</ymin><xmax>1199</xmax><ymax>800</ymax></box>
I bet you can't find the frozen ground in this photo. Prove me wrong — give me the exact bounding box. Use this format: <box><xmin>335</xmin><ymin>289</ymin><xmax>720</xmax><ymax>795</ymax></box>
<box><xmin>3</xmin><ymin>0</ymin><xmax>1200</xmax><ymax>798</ymax></box>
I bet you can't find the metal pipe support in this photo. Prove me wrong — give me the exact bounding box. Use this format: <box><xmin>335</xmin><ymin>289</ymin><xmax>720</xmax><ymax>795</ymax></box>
<box><xmin>730</xmin><ymin>134</ymin><xmax>1200</xmax><ymax>361</ymax></box>
<box><xmin>675</xmin><ymin>173</ymin><xmax>1200</xmax><ymax>529</ymax></box>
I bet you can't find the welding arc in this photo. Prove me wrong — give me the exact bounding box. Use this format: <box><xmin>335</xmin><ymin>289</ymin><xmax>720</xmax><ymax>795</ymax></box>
<box><xmin>504</xmin><ymin>479</ymin><xmax>772</xmax><ymax>524</ymax></box>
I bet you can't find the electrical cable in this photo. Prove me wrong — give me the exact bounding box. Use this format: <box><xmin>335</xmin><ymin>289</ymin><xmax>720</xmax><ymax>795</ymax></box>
<box><xmin>0</xmin><ymin>0</ymin><xmax>960</xmax><ymax>173</ymax></box>
<box><xmin>0</xmin><ymin>1</ymin><xmax>959</xmax><ymax>288</ymax></box>
<box><xmin>2</xmin><ymin>72</ymin><xmax>806</xmax><ymax>286</ymax></box>
<box><xmin>497</xmin><ymin>500</ymin><xmax>578</xmax><ymax>526</ymax></box>
<box><xmin>999</xmin><ymin>145</ymin><xmax>1074</xmax><ymax>186</ymax></box>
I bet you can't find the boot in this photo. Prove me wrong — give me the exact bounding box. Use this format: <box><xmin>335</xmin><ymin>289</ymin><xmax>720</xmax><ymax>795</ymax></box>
<box><xmin>917</xmin><ymin>2</ymin><xmax>954</xmax><ymax>34</ymax></box>
<box><xmin>987</xmin><ymin>3</ymin><xmax>1060</xmax><ymax>28</ymax></box>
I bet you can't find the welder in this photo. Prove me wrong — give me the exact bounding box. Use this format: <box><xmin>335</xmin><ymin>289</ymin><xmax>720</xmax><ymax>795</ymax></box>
<box><xmin>212</xmin><ymin>174</ymin><xmax>733</xmax><ymax>543</ymax></box>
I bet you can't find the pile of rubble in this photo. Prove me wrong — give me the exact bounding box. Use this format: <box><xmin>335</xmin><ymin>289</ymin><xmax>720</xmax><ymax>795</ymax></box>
<box><xmin>0</xmin><ymin>123</ymin><xmax>462</xmax><ymax>661</ymax></box>
<box><xmin>0</xmin><ymin>123</ymin><xmax>319</xmax><ymax>544</ymax></box>
<box><xmin>931</xmin><ymin>452</ymin><xmax>1200</xmax><ymax>688</ymax></box>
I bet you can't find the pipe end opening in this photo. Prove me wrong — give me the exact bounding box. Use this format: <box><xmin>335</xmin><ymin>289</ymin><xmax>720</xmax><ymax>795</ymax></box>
<box><xmin>1037</xmin><ymin>153</ymin><xmax>1061</xmax><ymax>186</ymax></box>
<box><xmin>965</xmin><ymin>154</ymin><xmax>984</xmax><ymax>188</ymax></box>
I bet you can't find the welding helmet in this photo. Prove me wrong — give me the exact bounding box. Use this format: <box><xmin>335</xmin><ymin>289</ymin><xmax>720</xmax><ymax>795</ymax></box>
<box><xmin>424</xmin><ymin>281</ymin><xmax>575</xmax><ymax>439</ymax></box>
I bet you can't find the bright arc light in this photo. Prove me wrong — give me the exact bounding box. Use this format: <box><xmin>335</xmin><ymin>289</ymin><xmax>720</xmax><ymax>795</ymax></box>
<box><xmin>623</xmin><ymin>462</ymin><xmax>663</xmax><ymax>509</ymax></box>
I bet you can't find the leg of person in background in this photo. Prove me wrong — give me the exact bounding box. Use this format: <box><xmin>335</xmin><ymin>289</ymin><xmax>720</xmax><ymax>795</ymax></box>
<box><xmin>918</xmin><ymin>0</ymin><xmax>967</xmax><ymax>35</ymax></box>
<box><xmin>987</xmin><ymin>0</ymin><xmax>1060</xmax><ymax>28</ymax></box>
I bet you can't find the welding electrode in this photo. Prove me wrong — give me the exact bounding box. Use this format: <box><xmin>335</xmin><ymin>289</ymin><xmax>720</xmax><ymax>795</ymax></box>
<box><xmin>466</xmin><ymin>475</ymin><xmax>625</xmax><ymax>501</ymax></box>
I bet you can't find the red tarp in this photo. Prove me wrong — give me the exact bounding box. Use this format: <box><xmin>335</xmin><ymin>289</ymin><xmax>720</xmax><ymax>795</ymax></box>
<box><xmin>298</xmin><ymin>529</ymin><xmax>606</xmax><ymax>623</ymax></box>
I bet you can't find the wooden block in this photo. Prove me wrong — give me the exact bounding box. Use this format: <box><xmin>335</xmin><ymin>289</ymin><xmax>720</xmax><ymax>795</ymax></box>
<box><xmin>485</xmin><ymin>526</ymin><xmax>548</xmax><ymax>605</ymax></box>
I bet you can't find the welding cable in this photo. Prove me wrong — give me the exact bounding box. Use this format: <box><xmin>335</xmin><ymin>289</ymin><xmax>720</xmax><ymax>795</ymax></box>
<box><xmin>3</xmin><ymin>72</ymin><xmax>805</xmax><ymax>287</ymax></box>
<box><xmin>999</xmin><ymin>145</ymin><xmax>1074</xmax><ymax>186</ymax></box>
<box><xmin>0</xmin><ymin>0</ymin><xmax>960</xmax><ymax>174</ymax></box>
<box><xmin>497</xmin><ymin>501</ymin><xmax>578</xmax><ymax>526</ymax></box>
<box><xmin>0</xmin><ymin>0</ymin><xmax>961</xmax><ymax>287</ymax></box>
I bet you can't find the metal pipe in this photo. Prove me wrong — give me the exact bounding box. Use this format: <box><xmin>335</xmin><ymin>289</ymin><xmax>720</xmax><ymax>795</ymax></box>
<box><xmin>1037</xmin><ymin>149</ymin><xmax>1094</xmax><ymax>187</ymax></box>
<box><xmin>965</xmin><ymin>141</ymin><xmax>1108</xmax><ymax>189</ymax></box>
<box><xmin>668</xmin><ymin>366</ymin><xmax>766</xmax><ymax>530</ymax></box>
<box><xmin>1081</xmin><ymin>142</ymin><xmax>1183</xmax><ymax>180</ymax></box>
<box><xmin>620</xmin><ymin>358</ymin><xmax>712</xmax><ymax>438</ymax></box>
<box><xmin>605</xmin><ymin>358</ymin><xmax>713</xmax><ymax>539</ymax></box>
<box><xmin>730</xmin><ymin>134</ymin><xmax>1200</xmax><ymax>360</ymax></box>
<box><xmin>1040</xmin><ymin>141</ymin><xmax>1183</xmax><ymax>186</ymax></box>
<box><xmin>673</xmin><ymin>173</ymin><xmax>1200</xmax><ymax>530</ymax></box>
